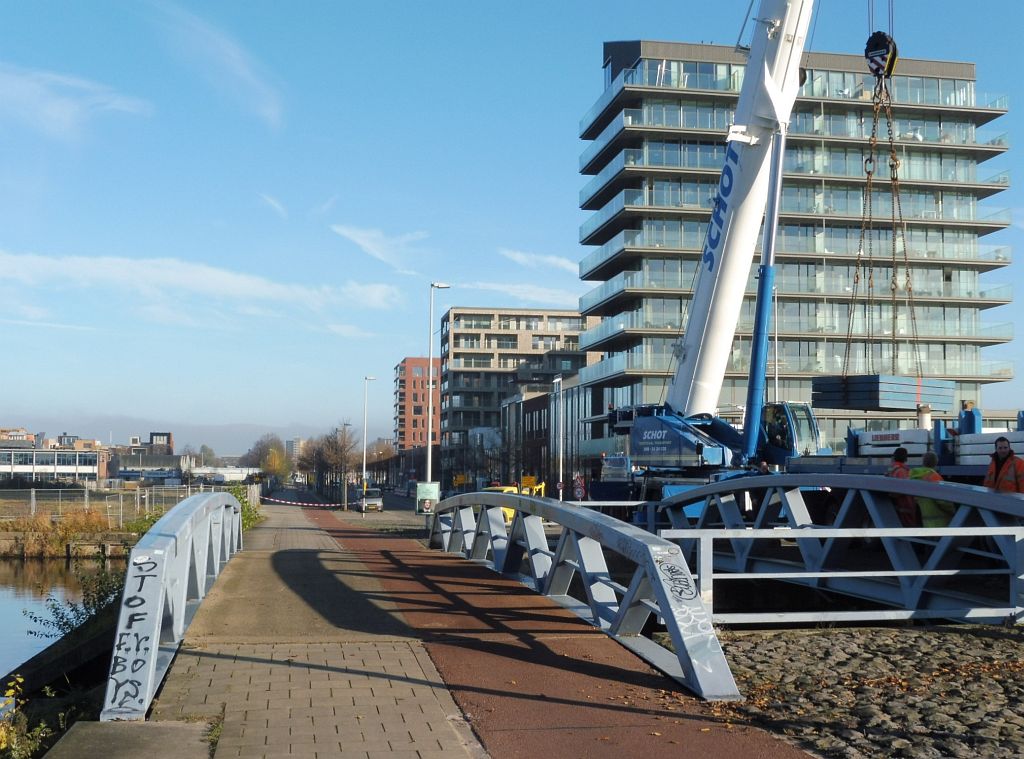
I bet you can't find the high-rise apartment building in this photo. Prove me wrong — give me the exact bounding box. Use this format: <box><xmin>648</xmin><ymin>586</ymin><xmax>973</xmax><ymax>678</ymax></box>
<box><xmin>578</xmin><ymin>41</ymin><xmax>1011</xmax><ymax>452</ymax></box>
<box><xmin>392</xmin><ymin>357</ymin><xmax>441</xmax><ymax>451</ymax></box>
<box><xmin>285</xmin><ymin>438</ymin><xmax>305</xmax><ymax>461</ymax></box>
<box><xmin>439</xmin><ymin>307</ymin><xmax>595</xmax><ymax>486</ymax></box>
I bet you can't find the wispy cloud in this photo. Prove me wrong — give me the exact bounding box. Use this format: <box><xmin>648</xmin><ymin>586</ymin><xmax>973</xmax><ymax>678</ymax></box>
<box><xmin>460</xmin><ymin>281</ymin><xmax>582</xmax><ymax>308</ymax></box>
<box><xmin>258</xmin><ymin>193</ymin><xmax>288</xmax><ymax>219</ymax></box>
<box><xmin>499</xmin><ymin>248</ymin><xmax>578</xmax><ymax>275</ymax></box>
<box><xmin>0</xmin><ymin>249</ymin><xmax>400</xmax><ymax>318</ymax></box>
<box><xmin>330</xmin><ymin>224</ymin><xmax>427</xmax><ymax>275</ymax></box>
<box><xmin>0</xmin><ymin>64</ymin><xmax>150</xmax><ymax>140</ymax></box>
<box><xmin>151</xmin><ymin>2</ymin><xmax>282</xmax><ymax>129</ymax></box>
<box><xmin>326</xmin><ymin>323</ymin><xmax>375</xmax><ymax>339</ymax></box>
<box><xmin>310</xmin><ymin>195</ymin><xmax>338</xmax><ymax>216</ymax></box>
<box><xmin>0</xmin><ymin>318</ymin><xmax>96</xmax><ymax>331</ymax></box>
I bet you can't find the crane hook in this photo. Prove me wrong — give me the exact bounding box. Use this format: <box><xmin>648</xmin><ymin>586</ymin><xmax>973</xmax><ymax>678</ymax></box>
<box><xmin>865</xmin><ymin>31</ymin><xmax>898</xmax><ymax>79</ymax></box>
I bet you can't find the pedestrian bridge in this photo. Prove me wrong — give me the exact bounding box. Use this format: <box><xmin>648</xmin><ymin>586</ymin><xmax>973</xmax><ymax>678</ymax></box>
<box><xmin>429</xmin><ymin>474</ymin><xmax>1024</xmax><ymax>698</ymax></box>
<box><xmin>94</xmin><ymin>476</ymin><xmax>1024</xmax><ymax>722</ymax></box>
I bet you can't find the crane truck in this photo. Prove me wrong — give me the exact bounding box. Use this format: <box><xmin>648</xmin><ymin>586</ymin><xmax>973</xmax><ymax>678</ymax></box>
<box><xmin>606</xmin><ymin>0</ymin><xmax>826</xmax><ymax>488</ymax></box>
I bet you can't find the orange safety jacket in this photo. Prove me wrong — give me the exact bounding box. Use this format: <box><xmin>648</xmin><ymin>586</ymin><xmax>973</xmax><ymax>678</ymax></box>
<box><xmin>886</xmin><ymin>461</ymin><xmax>920</xmax><ymax>527</ymax></box>
<box><xmin>983</xmin><ymin>452</ymin><xmax>1024</xmax><ymax>494</ymax></box>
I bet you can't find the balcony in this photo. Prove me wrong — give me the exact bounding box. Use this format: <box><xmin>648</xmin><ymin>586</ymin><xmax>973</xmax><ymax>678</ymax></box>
<box><xmin>578</xmin><ymin>352</ymin><xmax>674</xmax><ymax>385</ymax></box>
<box><xmin>580</xmin><ymin>189</ymin><xmax>713</xmax><ymax>245</ymax></box>
<box><xmin>580</xmin><ymin>62</ymin><xmax>741</xmax><ymax>139</ymax></box>
<box><xmin>580</xmin><ymin>147</ymin><xmax>725</xmax><ymax>209</ymax></box>
<box><xmin>580</xmin><ymin>309</ymin><xmax>1011</xmax><ymax>352</ymax></box>
<box><xmin>580</xmin><ymin>267</ymin><xmax>1011</xmax><ymax>317</ymax></box>
<box><xmin>579</xmin><ymin>350</ymin><xmax>1013</xmax><ymax>388</ymax></box>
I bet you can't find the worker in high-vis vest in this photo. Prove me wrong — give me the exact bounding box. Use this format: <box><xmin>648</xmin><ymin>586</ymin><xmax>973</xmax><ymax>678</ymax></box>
<box><xmin>886</xmin><ymin>447</ymin><xmax>920</xmax><ymax>527</ymax></box>
<box><xmin>983</xmin><ymin>436</ymin><xmax>1024</xmax><ymax>494</ymax></box>
<box><xmin>909</xmin><ymin>451</ymin><xmax>954</xmax><ymax>528</ymax></box>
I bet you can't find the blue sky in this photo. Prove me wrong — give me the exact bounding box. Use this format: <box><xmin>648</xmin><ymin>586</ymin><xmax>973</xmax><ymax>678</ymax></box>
<box><xmin>1</xmin><ymin>1</ymin><xmax>1021</xmax><ymax>453</ymax></box>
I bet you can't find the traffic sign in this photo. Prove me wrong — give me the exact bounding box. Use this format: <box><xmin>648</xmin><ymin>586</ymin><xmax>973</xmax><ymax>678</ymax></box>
<box><xmin>556</xmin><ymin>481</ymin><xmax>564</xmax><ymax>490</ymax></box>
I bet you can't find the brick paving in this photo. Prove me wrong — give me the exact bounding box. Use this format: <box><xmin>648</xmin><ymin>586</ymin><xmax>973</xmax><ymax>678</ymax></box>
<box><xmin>149</xmin><ymin>500</ymin><xmax>484</xmax><ymax>759</ymax></box>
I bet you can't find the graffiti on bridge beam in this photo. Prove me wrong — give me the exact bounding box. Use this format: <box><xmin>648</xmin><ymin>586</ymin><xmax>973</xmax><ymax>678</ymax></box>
<box><xmin>106</xmin><ymin>555</ymin><xmax>159</xmax><ymax>711</ymax></box>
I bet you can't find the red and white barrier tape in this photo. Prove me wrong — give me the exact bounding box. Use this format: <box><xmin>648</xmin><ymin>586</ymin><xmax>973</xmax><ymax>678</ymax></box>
<box><xmin>263</xmin><ymin>496</ymin><xmax>342</xmax><ymax>507</ymax></box>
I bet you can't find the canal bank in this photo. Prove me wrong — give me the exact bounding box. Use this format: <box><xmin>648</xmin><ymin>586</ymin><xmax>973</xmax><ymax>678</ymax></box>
<box><xmin>0</xmin><ymin>532</ymin><xmax>136</xmax><ymax>559</ymax></box>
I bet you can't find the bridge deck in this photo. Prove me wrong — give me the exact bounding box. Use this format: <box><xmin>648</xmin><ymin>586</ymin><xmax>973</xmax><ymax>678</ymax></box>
<box><xmin>133</xmin><ymin>494</ymin><xmax>806</xmax><ymax>759</ymax></box>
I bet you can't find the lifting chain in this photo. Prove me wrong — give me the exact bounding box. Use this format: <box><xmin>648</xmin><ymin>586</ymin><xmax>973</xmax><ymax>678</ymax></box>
<box><xmin>843</xmin><ymin>30</ymin><xmax>923</xmax><ymax>378</ymax></box>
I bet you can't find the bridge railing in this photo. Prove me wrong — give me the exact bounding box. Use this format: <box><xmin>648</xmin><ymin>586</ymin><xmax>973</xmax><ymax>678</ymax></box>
<box><xmin>427</xmin><ymin>492</ymin><xmax>741</xmax><ymax>701</ymax></box>
<box><xmin>100</xmin><ymin>490</ymin><xmax>247</xmax><ymax>721</ymax></box>
<box><xmin>657</xmin><ymin>473</ymin><xmax>1024</xmax><ymax>624</ymax></box>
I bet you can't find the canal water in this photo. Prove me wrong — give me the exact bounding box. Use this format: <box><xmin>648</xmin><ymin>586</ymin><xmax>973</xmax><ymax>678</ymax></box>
<box><xmin>0</xmin><ymin>558</ymin><xmax>120</xmax><ymax>678</ymax></box>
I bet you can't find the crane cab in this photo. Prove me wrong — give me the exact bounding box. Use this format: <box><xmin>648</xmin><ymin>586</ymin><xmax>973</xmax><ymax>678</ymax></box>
<box><xmin>760</xmin><ymin>402</ymin><xmax>826</xmax><ymax>466</ymax></box>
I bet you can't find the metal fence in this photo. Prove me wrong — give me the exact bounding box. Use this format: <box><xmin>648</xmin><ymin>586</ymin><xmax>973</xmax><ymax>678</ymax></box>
<box><xmin>657</xmin><ymin>473</ymin><xmax>1024</xmax><ymax>625</ymax></box>
<box><xmin>0</xmin><ymin>485</ymin><xmax>235</xmax><ymax>528</ymax></box>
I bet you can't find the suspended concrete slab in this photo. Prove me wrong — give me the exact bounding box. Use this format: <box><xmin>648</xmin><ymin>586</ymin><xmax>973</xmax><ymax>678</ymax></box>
<box><xmin>811</xmin><ymin>374</ymin><xmax>956</xmax><ymax>412</ymax></box>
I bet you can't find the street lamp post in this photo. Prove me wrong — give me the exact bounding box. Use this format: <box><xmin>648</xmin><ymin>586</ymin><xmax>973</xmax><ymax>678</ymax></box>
<box><xmin>339</xmin><ymin>423</ymin><xmax>351</xmax><ymax>511</ymax></box>
<box><xmin>553</xmin><ymin>375</ymin><xmax>564</xmax><ymax>501</ymax></box>
<box><xmin>361</xmin><ymin>376</ymin><xmax>375</xmax><ymax>493</ymax></box>
<box><xmin>426</xmin><ymin>282</ymin><xmax>450</xmax><ymax>486</ymax></box>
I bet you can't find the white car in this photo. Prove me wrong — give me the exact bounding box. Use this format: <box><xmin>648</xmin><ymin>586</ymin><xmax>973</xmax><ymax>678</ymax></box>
<box><xmin>358</xmin><ymin>487</ymin><xmax>384</xmax><ymax>512</ymax></box>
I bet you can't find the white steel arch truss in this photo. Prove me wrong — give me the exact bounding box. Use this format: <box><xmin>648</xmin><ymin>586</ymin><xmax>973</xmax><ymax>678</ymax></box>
<box><xmin>428</xmin><ymin>492</ymin><xmax>742</xmax><ymax>701</ymax></box>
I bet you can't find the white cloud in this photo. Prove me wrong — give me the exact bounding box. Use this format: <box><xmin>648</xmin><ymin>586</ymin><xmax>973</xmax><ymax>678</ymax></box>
<box><xmin>0</xmin><ymin>64</ymin><xmax>150</xmax><ymax>140</ymax></box>
<box><xmin>0</xmin><ymin>249</ymin><xmax>400</xmax><ymax>317</ymax></box>
<box><xmin>460</xmin><ymin>281</ymin><xmax>582</xmax><ymax>308</ymax></box>
<box><xmin>258</xmin><ymin>193</ymin><xmax>288</xmax><ymax>219</ymax></box>
<box><xmin>330</xmin><ymin>224</ymin><xmax>427</xmax><ymax>275</ymax></box>
<box><xmin>499</xmin><ymin>248</ymin><xmax>578</xmax><ymax>275</ymax></box>
<box><xmin>152</xmin><ymin>2</ymin><xmax>282</xmax><ymax>129</ymax></box>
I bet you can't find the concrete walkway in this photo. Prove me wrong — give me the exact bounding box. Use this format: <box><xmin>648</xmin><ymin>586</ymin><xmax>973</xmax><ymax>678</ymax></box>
<box><xmin>50</xmin><ymin>493</ymin><xmax>811</xmax><ymax>758</ymax></box>
<box><xmin>148</xmin><ymin>501</ymin><xmax>484</xmax><ymax>759</ymax></box>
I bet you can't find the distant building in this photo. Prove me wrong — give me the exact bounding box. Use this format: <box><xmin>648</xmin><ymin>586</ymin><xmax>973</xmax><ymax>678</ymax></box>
<box><xmin>0</xmin><ymin>425</ymin><xmax>109</xmax><ymax>482</ymax></box>
<box><xmin>0</xmin><ymin>447</ymin><xmax>109</xmax><ymax>482</ymax></box>
<box><xmin>285</xmin><ymin>438</ymin><xmax>305</xmax><ymax>461</ymax></box>
<box><xmin>0</xmin><ymin>428</ymin><xmax>34</xmax><ymax>442</ymax></box>
<box><xmin>148</xmin><ymin>432</ymin><xmax>174</xmax><ymax>455</ymax></box>
<box><xmin>392</xmin><ymin>357</ymin><xmax>441</xmax><ymax>451</ymax></box>
<box><xmin>439</xmin><ymin>307</ymin><xmax>596</xmax><ymax>489</ymax></box>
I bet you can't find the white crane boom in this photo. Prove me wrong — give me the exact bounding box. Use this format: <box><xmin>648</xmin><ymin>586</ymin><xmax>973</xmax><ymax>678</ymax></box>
<box><xmin>666</xmin><ymin>0</ymin><xmax>814</xmax><ymax>417</ymax></box>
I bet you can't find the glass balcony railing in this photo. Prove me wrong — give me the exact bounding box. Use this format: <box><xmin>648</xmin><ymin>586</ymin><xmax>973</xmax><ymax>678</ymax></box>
<box><xmin>580</xmin><ymin>311</ymin><xmax>1013</xmax><ymax>350</ymax></box>
<box><xmin>580</xmin><ymin>189</ymin><xmax>714</xmax><ymax>242</ymax></box>
<box><xmin>581</xmin><ymin>191</ymin><xmax>1008</xmax><ymax>245</ymax></box>
<box><xmin>580</xmin><ymin>351</ymin><xmax>1012</xmax><ymax>385</ymax></box>
<box><xmin>579</xmin><ymin>312</ymin><xmax>687</xmax><ymax>349</ymax></box>
<box><xmin>580</xmin><ymin>268</ymin><xmax>1011</xmax><ymax>313</ymax></box>
<box><xmin>580</xmin><ymin>152</ymin><xmax>626</xmax><ymax>206</ymax></box>
<box><xmin>449</xmin><ymin>358</ymin><xmax>493</xmax><ymax>369</ymax></box>
<box><xmin>581</xmin><ymin>147</ymin><xmax>728</xmax><ymax>206</ymax></box>
<box><xmin>578</xmin><ymin>352</ymin><xmax>675</xmax><ymax>385</ymax></box>
<box><xmin>778</xmin><ymin>198</ymin><xmax>1010</xmax><ymax>224</ymax></box>
<box><xmin>580</xmin><ymin>228</ymin><xmax>711</xmax><ymax>276</ymax></box>
<box><xmin>579</xmin><ymin>193</ymin><xmax>626</xmax><ymax>242</ymax></box>
<box><xmin>728</xmin><ymin>352</ymin><xmax>1014</xmax><ymax>378</ymax></box>
<box><xmin>580</xmin><ymin>111</ymin><xmax>629</xmax><ymax>170</ymax></box>
<box><xmin>982</xmin><ymin>170</ymin><xmax>1011</xmax><ymax>187</ymax></box>
<box><xmin>582</xmin><ymin>59</ymin><xmax>1008</xmax><ymax>136</ymax></box>
<box><xmin>580</xmin><ymin>63</ymin><xmax>741</xmax><ymax>135</ymax></box>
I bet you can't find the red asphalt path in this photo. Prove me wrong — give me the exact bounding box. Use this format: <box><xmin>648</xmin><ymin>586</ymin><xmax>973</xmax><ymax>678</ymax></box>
<box><xmin>305</xmin><ymin>506</ymin><xmax>810</xmax><ymax>759</ymax></box>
